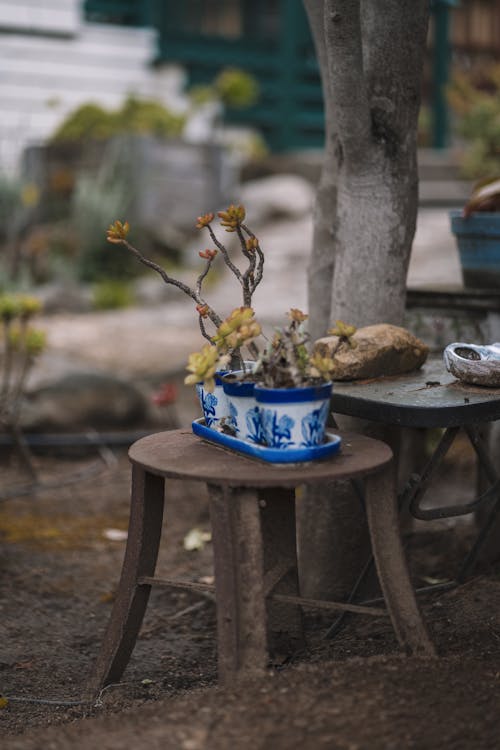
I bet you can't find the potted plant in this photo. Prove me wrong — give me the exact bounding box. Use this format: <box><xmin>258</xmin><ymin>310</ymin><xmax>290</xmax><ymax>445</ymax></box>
<box><xmin>252</xmin><ymin>309</ymin><xmax>334</xmax><ymax>449</ymax></box>
<box><xmin>185</xmin><ymin>305</ymin><xmax>261</xmax><ymax>436</ymax></box>
<box><xmin>450</xmin><ymin>177</ymin><xmax>500</xmax><ymax>289</ymax></box>
<box><xmin>107</xmin><ymin>204</ymin><xmax>353</xmax><ymax>452</ymax></box>
<box><xmin>106</xmin><ymin>204</ymin><xmax>263</xmax><ymax>429</ymax></box>
<box><xmin>186</xmin><ymin>309</ymin><xmax>356</xmax><ymax>450</ymax></box>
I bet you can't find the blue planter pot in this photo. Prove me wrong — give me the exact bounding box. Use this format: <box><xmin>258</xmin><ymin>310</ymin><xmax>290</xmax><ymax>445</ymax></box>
<box><xmin>450</xmin><ymin>210</ymin><xmax>500</xmax><ymax>289</ymax></box>
<box><xmin>222</xmin><ymin>377</ymin><xmax>262</xmax><ymax>443</ymax></box>
<box><xmin>196</xmin><ymin>371</ymin><xmax>230</xmax><ymax>430</ymax></box>
<box><xmin>254</xmin><ymin>382</ymin><xmax>333</xmax><ymax>449</ymax></box>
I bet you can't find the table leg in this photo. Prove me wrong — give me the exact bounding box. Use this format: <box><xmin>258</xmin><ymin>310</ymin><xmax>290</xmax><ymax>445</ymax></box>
<box><xmin>89</xmin><ymin>465</ymin><xmax>165</xmax><ymax>693</ymax></box>
<box><xmin>364</xmin><ymin>465</ymin><xmax>436</xmax><ymax>657</ymax></box>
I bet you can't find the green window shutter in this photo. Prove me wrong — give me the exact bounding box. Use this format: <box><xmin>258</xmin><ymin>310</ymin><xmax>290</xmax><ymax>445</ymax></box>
<box><xmin>83</xmin><ymin>0</ymin><xmax>150</xmax><ymax>27</ymax></box>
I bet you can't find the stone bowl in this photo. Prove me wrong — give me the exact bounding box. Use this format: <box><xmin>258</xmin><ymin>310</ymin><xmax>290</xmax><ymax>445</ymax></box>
<box><xmin>443</xmin><ymin>342</ymin><xmax>500</xmax><ymax>387</ymax></box>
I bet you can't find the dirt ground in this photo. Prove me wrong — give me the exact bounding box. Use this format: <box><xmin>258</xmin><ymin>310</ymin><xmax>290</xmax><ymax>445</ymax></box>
<box><xmin>1</xmin><ymin>430</ymin><xmax>500</xmax><ymax>750</ymax></box>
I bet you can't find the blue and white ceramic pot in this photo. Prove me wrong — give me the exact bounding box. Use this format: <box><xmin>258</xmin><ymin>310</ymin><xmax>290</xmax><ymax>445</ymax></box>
<box><xmin>254</xmin><ymin>382</ymin><xmax>333</xmax><ymax>449</ymax></box>
<box><xmin>196</xmin><ymin>371</ymin><xmax>230</xmax><ymax>430</ymax></box>
<box><xmin>222</xmin><ymin>376</ymin><xmax>262</xmax><ymax>443</ymax></box>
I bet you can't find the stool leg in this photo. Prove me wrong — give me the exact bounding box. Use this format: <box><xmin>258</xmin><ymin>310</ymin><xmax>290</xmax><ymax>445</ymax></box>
<box><xmin>259</xmin><ymin>488</ymin><xmax>304</xmax><ymax>657</ymax></box>
<box><xmin>364</xmin><ymin>466</ymin><xmax>436</xmax><ymax>657</ymax></box>
<box><xmin>208</xmin><ymin>484</ymin><xmax>268</xmax><ymax>684</ymax></box>
<box><xmin>89</xmin><ymin>465</ymin><xmax>165</xmax><ymax>693</ymax></box>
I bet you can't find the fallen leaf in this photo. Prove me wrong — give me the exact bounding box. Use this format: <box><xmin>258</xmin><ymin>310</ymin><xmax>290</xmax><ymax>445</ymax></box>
<box><xmin>103</xmin><ymin>528</ymin><xmax>128</xmax><ymax>542</ymax></box>
<box><xmin>183</xmin><ymin>528</ymin><xmax>212</xmax><ymax>551</ymax></box>
<box><xmin>99</xmin><ymin>591</ymin><xmax>116</xmax><ymax>604</ymax></box>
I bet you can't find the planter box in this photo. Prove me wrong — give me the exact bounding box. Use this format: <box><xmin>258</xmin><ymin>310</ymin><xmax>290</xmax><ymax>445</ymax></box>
<box><xmin>450</xmin><ymin>210</ymin><xmax>500</xmax><ymax>289</ymax></box>
<box><xmin>22</xmin><ymin>135</ymin><xmax>237</xmax><ymax>236</ymax></box>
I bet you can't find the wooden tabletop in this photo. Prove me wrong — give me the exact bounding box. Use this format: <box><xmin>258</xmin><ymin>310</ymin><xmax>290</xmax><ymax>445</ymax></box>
<box><xmin>129</xmin><ymin>429</ymin><xmax>393</xmax><ymax>488</ymax></box>
<box><xmin>330</xmin><ymin>358</ymin><xmax>500</xmax><ymax>428</ymax></box>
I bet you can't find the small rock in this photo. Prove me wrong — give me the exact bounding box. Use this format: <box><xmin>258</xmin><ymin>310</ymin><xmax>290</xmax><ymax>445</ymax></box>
<box><xmin>314</xmin><ymin>324</ymin><xmax>429</xmax><ymax>381</ymax></box>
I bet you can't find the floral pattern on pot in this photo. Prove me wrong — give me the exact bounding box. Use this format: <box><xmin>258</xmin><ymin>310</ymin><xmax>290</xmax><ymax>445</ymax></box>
<box><xmin>255</xmin><ymin>383</ymin><xmax>332</xmax><ymax>449</ymax></box>
<box><xmin>261</xmin><ymin>410</ymin><xmax>295</xmax><ymax>449</ymax></box>
<box><xmin>196</xmin><ymin>371</ymin><xmax>230</xmax><ymax>429</ymax></box>
<box><xmin>222</xmin><ymin>374</ymin><xmax>261</xmax><ymax>442</ymax></box>
<box><xmin>300</xmin><ymin>401</ymin><xmax>331</xmax><ymax>446</ymax></box>
<box><xmin>245</xmin><ymin>405</ymin><xmax>264</xmax><ymax>444</ymax></box>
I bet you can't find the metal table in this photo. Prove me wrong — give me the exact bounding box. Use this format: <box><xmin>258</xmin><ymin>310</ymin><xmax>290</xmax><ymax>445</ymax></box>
<box><xmin>330</xmin><ymin>358</ymin><xmax>500</xmax><ymax>582</ymax></box>
<box><xmin>90</xmin><ymin>428</ymin><xmax>434</xmax><ymax>692</ymax></box>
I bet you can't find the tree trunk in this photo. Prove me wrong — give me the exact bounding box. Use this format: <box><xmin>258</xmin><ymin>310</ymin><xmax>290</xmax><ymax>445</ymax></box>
<box><xmin>299</xmin><ymin>0</ymin><xmax>430</xmax><ymax>599</ymax></box>
<box><xmin>303</xmin><ymin>0</ymin><xmax>338</xmax><ymax>343</ymax></box>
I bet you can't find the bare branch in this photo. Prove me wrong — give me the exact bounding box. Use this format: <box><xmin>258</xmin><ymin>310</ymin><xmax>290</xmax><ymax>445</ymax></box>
<box><xmin>241</xmin><ymin>223</ymin><xmax>264</xmax><ymax>296</ymax></box>
<box><xmin>1</xmin><ymin>321</ymin><xmax>13</xmax><ymax>400</ymax></box>
<box><xmin>234</xmin><ymin>225</ymin><xmax>255</xmax><ymax>305</ymax></box>
<box><xmin>120</xmin><ymin>239</ymin><xmax>222</xmax><ymax>329</ymax></box>
<box><xmin>206</xmin><ymin>225</ymin><xmax>243</xmax><ymax>285</ymax></box>
<box><xmin>198</xmin><ymin>315</ymin><xmax>213</xmax><ymax>344</ymax></box>
<box><xmin>195</xmin><ymin>257</ymin><xmax>215</xmax><ymax>299</ymax></box>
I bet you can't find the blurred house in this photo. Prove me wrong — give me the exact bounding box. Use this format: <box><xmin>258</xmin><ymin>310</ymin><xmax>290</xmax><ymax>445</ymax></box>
<box><xmin>2</xmin><ymin>0</ymin><xmax>500</xmax><ymax>174</ymax></box>
<box><xmin>0</xmin><ymin>0</ymin><xmax>180</xmax><ymax>172</ymax></box>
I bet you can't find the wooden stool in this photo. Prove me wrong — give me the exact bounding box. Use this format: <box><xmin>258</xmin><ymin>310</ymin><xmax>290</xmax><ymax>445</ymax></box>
<box><xmin>90</xmin><ymin>429</ymin><xmax>434</xmax><ymax>692</ymax></box>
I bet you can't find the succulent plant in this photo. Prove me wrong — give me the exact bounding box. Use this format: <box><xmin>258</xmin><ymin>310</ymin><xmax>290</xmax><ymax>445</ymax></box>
<box><xmin>107</xmin><ymin>204</ymin><xmax>264</xmax><ymax>368</ymax></box>
<box><xmin>462</xmin><ymin>177</ymin><xmax>500</xmax><ymax>217</ymax></box>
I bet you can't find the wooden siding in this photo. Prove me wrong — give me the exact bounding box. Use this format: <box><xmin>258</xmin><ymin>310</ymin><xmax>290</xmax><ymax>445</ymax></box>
<box><xmin>0</xmin><ymin>0</ymin><xmax>80</xmax><ymax>36</ymax></box>
<box><xmin>0</xmin><ymin>14</ymin><xmax>158</xmax><ymax>171</ymax></box>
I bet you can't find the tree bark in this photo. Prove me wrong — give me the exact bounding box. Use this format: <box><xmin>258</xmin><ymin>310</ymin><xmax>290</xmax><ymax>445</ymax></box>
<box><xmin>303</xmin><ymin>0</ymin><xmax>338</xmax><ymax>342</ymax></box>
<box><xmin>300</xmin><ymin>0</ymin><xmax>430</xmax><ymax>599</ymax></box>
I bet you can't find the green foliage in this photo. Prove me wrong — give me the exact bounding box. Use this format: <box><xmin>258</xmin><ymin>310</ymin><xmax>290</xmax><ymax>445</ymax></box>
<box><xmin>119</xmin><ymin>97</ymin><xmax>186</xmax><ymax>138</ymax></box>
<box><xmin>0</xmin><ymin>292</ymin><xmax>45</xmax><ymax>388</ymax></box>
<box><xmin>72</xmin><ymin>172</ymin><xmax>137</xmax><ymax>282</ymax></box>
<box><xmin>448</xmin><ymin>64</ymin><xmax>500</xmax><ymax>179</ymax></box>
<box><xmin>50</xmin><ymin>103</ymin><xmax>119</xmax><ymax>142</ymax></box>
<box><xmin>188</xmin><ymin>84</ymin><xmax>217</xmax><ymax>107</ymax></box>
<box><xmin>92</xmin><ymin>279</ymin><xmax>134</xmax><ymax>310</ymax></box>
<box><xmin>214</xmin><ymin>68</ymin><xmax>259</xmax><ymax>109</ymax></box>
<box><xmin>417</xmin><ymin>105</ymin><xmax>431</xmax><ymax>147</ymax></box>
<box><xmin>187</xmin><ymin>67</ymin><xmax>260</xmax><ymax>111</ymax></box>
<box><xmin>0</xmin><ymin>175</ymin><xmax>23</xmax><ymax>237</ymax></box>
<box><xmin>9</xmin><ymin>325</ymin><xmax>47</xmax><ymax>355</ymax></box>
<box><xmin>51</xmin><ymin>97</ymin><xmax>186</xmax><ymax>144</ymax></box>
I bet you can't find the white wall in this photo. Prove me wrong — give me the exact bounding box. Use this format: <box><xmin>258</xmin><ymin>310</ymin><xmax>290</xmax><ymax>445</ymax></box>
<box><xmin>0</xmin><ymin>2</ymin><xmax>185</xmax><ymax>173</ymax></box>
<box><xmin>0</xmin><ymin>0</ymin><xmax>80</xmax><ymax>36</ymax></box>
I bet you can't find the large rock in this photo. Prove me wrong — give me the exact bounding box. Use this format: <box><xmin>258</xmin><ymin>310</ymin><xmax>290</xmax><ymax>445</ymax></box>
<box><xmin>19</xmin><ymin>372</ymin><xmax>150</xmax><ymax>431</ymax></box>
<box><xmin>34</xmin><ymin>282</ymin><xmax>93</xmax><ymax>314</ymax></box>
<box><xmin>239</xmin><ymin>174</ymin><xmax>314</xmax><ymax>224</ymax></box>
<box><xmin>314</xmin><ymin>324</ymin><xmax>429</xmax><ymax>381</ymax></box>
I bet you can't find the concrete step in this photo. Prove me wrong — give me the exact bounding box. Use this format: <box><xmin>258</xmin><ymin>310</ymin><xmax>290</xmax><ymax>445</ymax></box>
<box><xmin>418</xmin><ymin>180</ymin><xmax>471</xmax><ymax>207</ymax></box>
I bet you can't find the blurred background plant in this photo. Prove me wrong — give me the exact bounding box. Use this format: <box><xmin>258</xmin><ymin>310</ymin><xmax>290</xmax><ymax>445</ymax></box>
<box><xmin>0</xmin><ymin>293</ymin><xmax>46</xmax><ymax>477</ymax></box>
<box><xmin>189</xmin><ymin>67</ymin><xmax>259</xmax><ymax>111</ymax></box>
<box><xmin>50</xmin><ymin>96</ymin><xmax>187</xmax><ymax>145</ymax></box>
<box><xmin>0</xmin><ymin>66</ymin><xmax>262</xmax><ymax>316</ymax></box>
<box><xmin>92</xmin><ymin>279</ymin><xmax>135</xmax><ymax>310</ymax></box>
<box><xmin>448</xmin><ymin>63</ymin><xmax>500</xmax><ymax>179</ymax></box>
